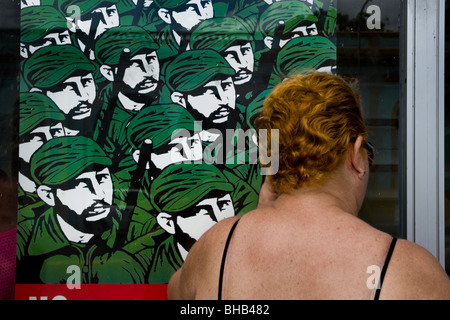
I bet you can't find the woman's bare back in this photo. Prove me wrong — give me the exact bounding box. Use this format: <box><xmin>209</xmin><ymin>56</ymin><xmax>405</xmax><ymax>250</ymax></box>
<box><xmin>169</xmin><ymin>203</ymin><xmax>450</xmax><ymax>300</ymax></box>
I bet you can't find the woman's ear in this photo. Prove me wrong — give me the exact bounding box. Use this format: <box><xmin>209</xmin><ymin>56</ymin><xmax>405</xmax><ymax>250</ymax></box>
<box><xmin>37</xmin><ymin>185</ymin><xmax>56</xmax><ymax>206</ymax></box>
<box><xmin>157</xmin><ymin>212</ymin><xmax>176</xmax><ymax>234</ymax></box>
<box><xmin>350</xmin><ymin>136</ymin><xmax>366</xmax><ymax>178</ymax></box>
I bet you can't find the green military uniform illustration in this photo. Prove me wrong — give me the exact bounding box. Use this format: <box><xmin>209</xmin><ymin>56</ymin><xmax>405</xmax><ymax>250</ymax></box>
<box><xmin>93</xmin><ymin>26</ymin><xmax>161</xmax><ymax>172</ymax></box>
<box><xmin>95</xmin><ymin>162</ymin><xmax>236</xmax><ymax>283</ymax></box>
<box><xmin>190</xmin><ymin>16</ymin><xmax>263</xmax><ymax>108</ymax></box>
<box><xmin>58</xmin><ymin>0</ymin><xmax>120</xmax><ymax>60</ymax></box>
<box><xmin>16</xmin><ymin>136</ymin><xmax>123</xmax><ymax>283</ymax></box>
<box><xmin>163</xmin><ymin>48</ymin><xmax>261</xmax><ymax>195</ymax></box>
<box><xmin>124</xmin><ymin>103</ymin><xmax>202</xmax><ymax>240</ymax></box>
<box><xmin>270</xmin><ymin>35</ymin><xmax>337</xmax><ymax>86</ymax></box>
<box><xmin>151</xmin><ymin>0</ymin><xmax>214</xmax><ymax>67</ymax></box>
<box><xmin>17</xmin><ymin>92</ymin><xmax>67</xmax><ymax>261</ymax></box>
<box><xmin>147</xmin><ymin>162</ymin><xmax>235</xmax><ymax>282</ymax></box>
<box><xmin>118</xmin><ymin>102</ymin><xmax>202</xmax><ymax>227</ymax></box>
<box><xmin>20</xmin><ymin>5</ymin><xmax>71</xmax><ymax>92</ymax></box>
<box><xmin>16</xmin><ymin>0</ymin><xmax>338</xmax><ymax>289</ymax></box>
<box><xmin>162</xmin><ymin>49</ymin><xmax>239</xmax><ymax>134</ymax></box>
<box><xmin>23</xmin><ymin>45</ymin><xmax>98</xmax><ymax>137</ymax></box>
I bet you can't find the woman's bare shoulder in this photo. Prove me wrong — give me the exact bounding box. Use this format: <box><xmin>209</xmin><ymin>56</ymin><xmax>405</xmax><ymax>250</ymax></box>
<box><xmin>167</xmin><ymin>216</ymin><xmax>241</xmax><ymax>300</ymax></box>
<box><xmin>380</xmin><ymin>239</ymin><xmax>450</xmax><ymax>300</ymax></box>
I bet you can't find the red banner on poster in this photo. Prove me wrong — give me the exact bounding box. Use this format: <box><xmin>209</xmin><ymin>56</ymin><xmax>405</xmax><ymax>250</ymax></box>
<box><xmin>15</xmin><ymin>284</ymin><xmax>168</xmax><ymax>300</ymax></box>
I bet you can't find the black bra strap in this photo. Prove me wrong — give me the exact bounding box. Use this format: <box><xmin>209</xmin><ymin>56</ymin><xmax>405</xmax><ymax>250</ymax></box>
<box><xmin>218</xmin><ymin>219</ymin><xmax>241</xmax><ymax>300</ymax></box>
<box><xmin>374</xmin><ymin>237</ymin><xmax>397</xmax><ymax>300</ymax></box>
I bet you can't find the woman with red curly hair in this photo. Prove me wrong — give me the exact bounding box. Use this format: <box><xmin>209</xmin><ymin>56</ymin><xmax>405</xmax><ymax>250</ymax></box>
<box><xmin>168</xmin><ymin>72</ymin><xmax>450</xmax><ymax>300</ymax></box>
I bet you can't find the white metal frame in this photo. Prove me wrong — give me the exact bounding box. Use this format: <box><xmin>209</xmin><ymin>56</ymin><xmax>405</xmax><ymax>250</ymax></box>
<box><xmin>405</xmin><ymin>0</ymin><xmax>446</xmax><ymax>265</ymax></box>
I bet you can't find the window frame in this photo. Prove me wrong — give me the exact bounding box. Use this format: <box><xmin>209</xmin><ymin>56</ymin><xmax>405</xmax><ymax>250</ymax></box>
<box><xmin>403</xmin><ymin>0</ymin><xmax>446</xmax><ymax>266</ymax></box>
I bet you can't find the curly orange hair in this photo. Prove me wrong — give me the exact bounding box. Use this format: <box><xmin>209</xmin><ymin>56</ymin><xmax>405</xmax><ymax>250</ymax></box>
<box><xmin>255</xmin><ymin>72</ymin><xmax>368</xmax><ymax>194</ymax></box>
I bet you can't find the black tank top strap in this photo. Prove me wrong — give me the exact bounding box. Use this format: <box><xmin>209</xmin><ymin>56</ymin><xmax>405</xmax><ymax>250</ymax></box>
<box><xmin>218</xmin><ymin>218</ymin><xmax>241</xmax><ymax>300</ymax></box>
<box><xmin>374</xmin><ymin>237</ymin><xmax>397</xmax><ymax>300</ymax></box>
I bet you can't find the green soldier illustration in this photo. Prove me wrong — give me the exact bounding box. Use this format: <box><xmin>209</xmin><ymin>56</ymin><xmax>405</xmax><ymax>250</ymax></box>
<box><xmin>116</xmin><ymin>0</ymin><xmax>161</xmax><ymax>28</ymax></box>
<box><xmin>125</xmin><ymin>103</ymin><xmax>202</xmax><ymax>240</ymax></box>
<box><xmin>59</xmin><ymin>0</ymin><xmax>120</xmax><ymax>60</ymax></box>
<box><xmin>255</xmin><ymin>0</ymin><xmax>319</xmax><ymax>86</ymax></box>
<box><xmin>164</xmin><ymin>48</ymin><xmax>261</xmax><ymax>199</ymax></box>
<box><xmin>93</xmin><ymin>26</ymin><xmax>161</xmax><ymax>171</ymax></box>
<box><xmin>258</xmin><ymin>0</ymin><xmax>319</xmax><ymax>49</ymax></box>
<box><xmin>23</xmin><ymin>45</ymin><xmax>98</xmax><ymax>137</ymax></box>
<box><xmin>20</xmin><ymin>5</ymin><xmax>72</xmax><ymax>92</ymax></box>
<box><xmin>163</xmin><ymin>49</ymin><xmax>239</xmax><ymax>139</ymax></box>
<box><xmin>152</xmin><ymin>0</ymin><xmax>214</xmax><ymax>66</ymax></box>
<box><xmin>16</xmin><ymin>93</ymin><xmax>67</xmax><ymax>261</ymax></box>
<box><xmin>16</xmin><ymin>136</ymin><xmax>123</xmax><ymax>284</ymax></box>
<box><xmin>20</xmin><ymin>5</ymin><xmax>71</xmax><ymax>60</ymax></box>
<box><xmin>18</xmin><ymin>93</ymin><xmax>67</xmax><ymax>199</ymax></box>
<box><xmin>149</xmin><ymin>163</ymin><xmax>235</xmax><ymax>275</ymax></box>
<box><xmin>247</xmin><ymin>35</ymin><xmax>336</xmax><ymax>131</ymax></box>
<box><xmin>300</xmin><ymin>0</ymin><xmax>337</xmax><ymax>37</ymax></box>
<box><xmin>190</xmin><ymin>16</ymin><xmax>264</xmax><ymax>108</ymax></box>
<box><xmin>270</xmin><ymin>35</ymin><xmax>337</xmax><ymax>86</ymax></box>
<box><xmin>95</xmin><ymin>162</ymin><xmax>236</xmax><ymax>284</ymax></box>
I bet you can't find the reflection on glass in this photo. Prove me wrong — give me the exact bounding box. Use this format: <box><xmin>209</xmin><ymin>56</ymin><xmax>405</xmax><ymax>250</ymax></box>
<box><xmin>337</xmin><ymin>0</ymin><xmax>402</xmax><ymax>237</ymax></box>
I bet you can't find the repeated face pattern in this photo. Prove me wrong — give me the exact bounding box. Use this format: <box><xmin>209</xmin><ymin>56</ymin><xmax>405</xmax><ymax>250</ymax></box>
<box><xmin>17</xmin><ymin>0</ymin><xmax>337</xmax><ymax>286</ymax></box>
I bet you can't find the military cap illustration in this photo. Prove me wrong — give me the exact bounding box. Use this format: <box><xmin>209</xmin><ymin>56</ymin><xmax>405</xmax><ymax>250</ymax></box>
<box><xmin>59</xmin><ymin>0</ymin><xmax>120</xmax><ymax>59</ymax></box>
<box><xmin>19</xmin><ymin>92</ymin><xmax>66</xmax><ymax>138</ymax></box>
<box><xmin>95</xmin><ymin>26</ymin><xmax>159</xmax><ymax>65</ymax></box>
<box><xmin>21</xmin><ymin>5</ymin><xmax>71</xmax><ymax>58</ymax></box>
<box><xmin>150</xmin><ymin>162</ymin><xmax>234</xmax><ymax>214</ymax></box>
<box><xmin>31</xmin><ymin>136</ymin><xmax>112</xmax><ymax>186</ymax></box>
<box><xmin>18</xmin><ymin>92</ymin><xmax>67</xmax><ymax>198</ymax></box>
<box><xmin>24</xmin><ymin>45</ymin><xmax>96</xmax><ymax>90</ymax></box>
<box><xmin>274</xmin><ymin>35</ymin><xmax>336</xmax><ymax>80</ymax></box>
<box><xmin>190</xmin><ymin>16</ymin><xmax>253</xmax><ymax>53</ymax></box>
<box><xmin>127</xmin><ymin>103</ymin><xmax>201</xmax><ymax>151</ymax></box>
<box><xmin>21</xmin><ymin>6</ymin><xmax>67</xmax><ymax>43</ymax></box>
<box><xmin>258</xmin><ymin>0</ymin><xmax>318</xmax><ymax>41</ymax></box>
<box><xmin>164</xmin><ymin>49</ymin><xmax>235</xmax><ymax>93</ymax></box>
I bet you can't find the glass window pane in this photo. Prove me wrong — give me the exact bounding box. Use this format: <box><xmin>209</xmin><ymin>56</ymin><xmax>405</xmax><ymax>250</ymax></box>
<box><xmin>0</xmin><ymin>0</ymin><xmax>410</xmax><ymax>298</ymax></box>
<box><xmin>0</xmin><ymin>2</ymin><xmax>19</xmax><ymax>301</ymax></box>
<box><xmin>445</xmin><ymin>0</ymin><xmax>450</xmax><ymax>275</ymax></box>
<box><xmin>337</xmin><ymin>0</ymin><xmax>403</xmax><ymax>237</ymax></box>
